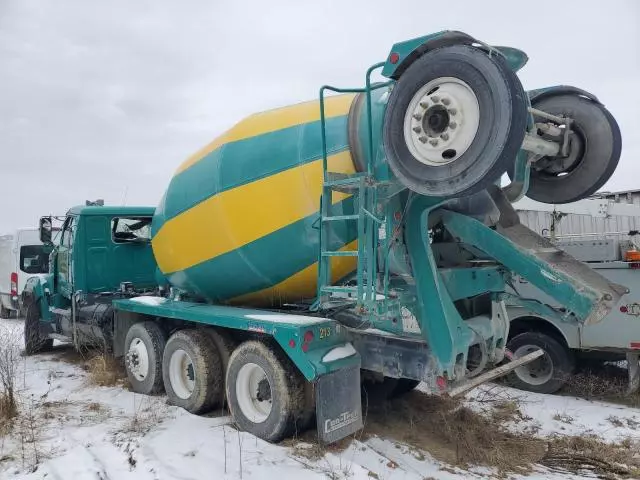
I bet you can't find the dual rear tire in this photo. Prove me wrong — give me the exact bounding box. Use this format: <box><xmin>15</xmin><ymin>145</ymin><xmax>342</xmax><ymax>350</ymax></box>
<box><xmin>123</xmin><ymin>323</ymin><xmax>310</xmax><ymax>442</ymax></box>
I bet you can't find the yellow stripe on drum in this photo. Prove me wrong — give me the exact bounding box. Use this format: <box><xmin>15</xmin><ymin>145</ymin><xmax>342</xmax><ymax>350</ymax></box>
<box><xmin>175</xmin><ymin>94</ymin><xmax>357</xmax><ymax>175</ymax></box>
<box><xmin>153</xmin><ymin>151</ymin><xmax>357</xmax><ymax>274</ymax></box>
<box><xmin>228</xmin><ymin>240</ymin><xmax>358</xmax><ymax>306</ymax></box>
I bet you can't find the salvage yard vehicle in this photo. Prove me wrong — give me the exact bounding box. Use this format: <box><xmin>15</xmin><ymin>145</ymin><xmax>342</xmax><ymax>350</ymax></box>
<box><xmin>505</xmin><ymin>196</ymin><xmax>640</xmax><ymax>394</ymax></box>
<box><xmin>0</xmin><ymin>228</ymin><xmax>50</xmax><ymax>318</ymax></box>
<box><xmin>23</xmin><ymin>30</ymin><xmax>624</xmax><ymax>444</ymax></box>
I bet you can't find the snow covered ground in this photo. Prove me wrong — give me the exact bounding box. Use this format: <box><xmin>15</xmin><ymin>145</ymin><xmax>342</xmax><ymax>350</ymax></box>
<box><xmin>0</xmin><ymin>317</ymin><xmax>639</xmax><ymax>480</ymax></box>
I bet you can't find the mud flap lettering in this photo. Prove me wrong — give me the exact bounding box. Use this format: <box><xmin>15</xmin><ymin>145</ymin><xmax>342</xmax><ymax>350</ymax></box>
<box><xmin>315</xmin><ymin>365</ymin><xmax>363</xmax><ymax>444</ymax></box>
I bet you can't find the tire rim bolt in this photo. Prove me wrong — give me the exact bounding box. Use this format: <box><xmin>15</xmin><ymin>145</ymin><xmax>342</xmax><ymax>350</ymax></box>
<box><xmin>419</xmin><ymin>101</ymin><xmax>429</xmax><ymax>109</ymax></box>
<box><xmin>448</xmin><ymin>108</ymin><xmax>457</xmax><ymax>116</ymax></box>
<box><xmin>449</xmin><ymin>121</ymin><xmax>457</xmax><ymax>129</ymax></box>
<box><xmin>440</xmin><ymin>133</ymin><xmax>449</xmax><ymax>141</ymax></box>
<box><xmin>431</xmin><ymin>95</ymin><xmax>440</xmax><ymax>103</ymax></box>
<box><xmin>429</xmin><ymin>139</ymin><xmax>439</xmax><ymax>146</ymax></box>
<box><xmin>412</xmin><ymin>126</ymin><xmax>422</xmax><ymax>133</ymax></box>
<box><xmin>412</xmin><ymin>113</ymin><xmax>423</xmax><ymax>121</ymax></box>
<box><xmin>441</xmin><ymin>97</ymin><xmax>451</xmax><ymax>106</ymax></box>
<box><xmin>418</xmin><ymin>136</ymin><xmax>428</xmax><ymax>144</ymax></box>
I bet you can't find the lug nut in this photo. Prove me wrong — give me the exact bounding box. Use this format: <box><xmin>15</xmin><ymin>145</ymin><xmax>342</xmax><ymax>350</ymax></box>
<box><xmin>419</xmin><ymin>101</ymin><xmax>429</xmax><ymax>109</ymax></box>
<box><xmin>449</xmin><ymin>121</ymin><xmax>457</xmax><ymax>129</ymax></box>
<box><xmin>431</xmin><ymin>95</ymin><xmax>440</xmax><ymax>103</ymax></box>
<box><xmin>413</xmin><ymin>113</ymin><xmax>423</xmax><ymax>121</ymax></box>
<box><xmin>412</xmin><ymin>126</ymin><xmax>422</xmax><ymax>133</ymax></box>
<box><xmin>429</xmin><ymin>139</ymin><xmax>439</xmax><ymax>146</ymax></box>
<box><xmin>441</xmin><ymin>98</ymin><xmax>451</xmax><ymax>106</ymax></box>
<box><xmin>448</xmin><ymin>108</ymin><xmax>457</xmax><ymax>116</ymax></box>
<box><xmin>418</xmin><ymin>136</ymin><xmax>428</xmax><ymax>143</ymax></box>
<box><xmin>440</xmin><ymin>133</ymin><xmax>449</xmax><ymax>141</ymax></box>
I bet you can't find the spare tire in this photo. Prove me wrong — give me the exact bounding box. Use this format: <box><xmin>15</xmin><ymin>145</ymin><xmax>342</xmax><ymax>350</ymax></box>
<box><xmin>383</xmin><ymin>44</ymin><xmax>528</xmax><ymax>198</ymax></box>
<box><xmin>515</xmin><ymin>94</ymin><xmax>621</xmax><ymax>204</ymax></box>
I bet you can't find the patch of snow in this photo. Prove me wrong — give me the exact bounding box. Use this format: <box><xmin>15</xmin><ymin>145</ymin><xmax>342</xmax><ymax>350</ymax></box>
<box><xmin>322</xmin><ymin>343</ymin><xmax>357</xmax><ymax>362</ymax></box>
<box><xmin>129</xmin><ymin>296</ymin><xmax>167</xmax><ymax>306</ymax></box>
<box><xmin>244</xmin><ymin>313</ymin><xmax>326</xmax><ymax>325</ymax></box>
<box><xmin>464</xmin><ymin>383</ymin><xmax>640</xmax><ymax>442</ymax></box>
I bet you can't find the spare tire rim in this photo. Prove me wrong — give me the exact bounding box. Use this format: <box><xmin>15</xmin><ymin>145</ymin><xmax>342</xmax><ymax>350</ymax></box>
<box><xmin>513</xmin><ymin>344</ymin><xmax>554</xmax><ymax>386</ymax></box>
<box><xmin>236</xmin><ymin>363</ymin><xmax>272</xmax><ymax>424</ymax></box>
<box><xmin>403</xmin><ymin>77</ymin><xmax>480</xmax><ymax>166</ymax></box>
<box><xmin>169</xmin><ymin>348</ymin><xmax>196</xmax><ymax>399</ymax></box>
<box><xmin>127</xmin><ymin>338</ymin><xmax>150</xmax><ymax>382</ymax></box>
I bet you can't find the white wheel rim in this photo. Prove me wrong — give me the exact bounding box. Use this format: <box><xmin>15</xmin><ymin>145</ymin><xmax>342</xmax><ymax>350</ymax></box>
<box><xmin>126</xmin><ymin>338</ymin><xmax>150</xmax><ymax>382</ymax></box>
<box><xmin>513</xmin><ymin>345</ymin><xmax>553</xmax><ymax>386</ymax></box>
<box><xmin>169</xmin><ymin>349</ymin><xmax>196</xmax><ymax>400</ymax></box>
<box><xmin>403</xmin><ymin>77</ymin><xmax>480</xmax><ymax>166</ymax></box>
<box><xmin>236</xmin><ymin>363</ymin><xmax>272</xmax><ymax>424</ymax></box>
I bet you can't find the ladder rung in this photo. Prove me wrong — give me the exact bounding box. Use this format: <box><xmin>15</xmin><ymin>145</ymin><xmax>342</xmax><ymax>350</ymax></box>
<box><xmin>322</xmin><ymin>215</ymin><xmax>360</xmax><ymax>222</ymax></box>
<box><xmin>324</xmin><ymin>173</ymin><xmax>366</xmax><ymax>187</ymax></box>
<box><xmin>321</xmin><ymin>286</ymin><xmax>359</xmax><ymax>294</ymax></box>
<box><xmin>321</xmin><ymin>250</ymin><xmax>359</xmax><ymax>257</ymax></box>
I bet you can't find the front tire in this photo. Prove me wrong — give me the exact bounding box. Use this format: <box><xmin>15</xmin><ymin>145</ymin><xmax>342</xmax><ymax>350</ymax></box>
<box><xmin>506</xmin><ymin>332</ymin><xmax>574</xmax><ymax>394</ymax></box>
<box><xmin>162</xmin><ymin>329</ymin><xmax>223</xmax><ymax>414</ymax></box>
<box><xmin>124</xmin><ymin>322</ymin><xmax>166</xmax><ymax>395</ymax></box>
<box><xmin>383</xmin><ymin>44</ymin><xmax>527</xmax><ymax>198</ymax></box>
<box><xmin>24</xmin><ymin>301</ymin><xmax>53</xmax><ymax>355</ymax></box>
<box><xmin>226</xmin><ymin>341</ymin><xmax>306</xmax><ymax>442</ymax></box>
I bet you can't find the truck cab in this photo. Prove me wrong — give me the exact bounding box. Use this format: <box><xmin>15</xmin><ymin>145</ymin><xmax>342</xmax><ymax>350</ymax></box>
<box><xmin>23</xmin><ymin>205</ymin><xmax>158</xmax><ymax>352</ymax></box>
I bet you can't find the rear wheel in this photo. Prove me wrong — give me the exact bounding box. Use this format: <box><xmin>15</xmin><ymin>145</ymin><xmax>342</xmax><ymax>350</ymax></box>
<box><xmin>226</xmin><ymin>341</ymin><xmax>306</xmax><ymax>442</ymax></box>
<box><xmin>24</xmin><ymin>301</ymin><xmax>53</xmax><ymax>355</ymax></box>
<box><xmin>383</xmin><ymin>44</ymin><xmax>527</xmax><ymax>198</ymax></box>
<box><xmin>506</xmin><ymin>332</ymin><xmax>574</xmax><ymax>394</ymax></box>
<box><xmin>514</xmin><ymin>94</ymin><xmax>621</xmax><ymax>204</ymax></box>
<box><xmin>163</xmin><ymin>329</ymin><xmax>223</xmax><ymax>414</ymax></box>
<box><xmin>124</xmin><ymin>322</ymin><xmax>166</xmax><ymax>395</ymax></box>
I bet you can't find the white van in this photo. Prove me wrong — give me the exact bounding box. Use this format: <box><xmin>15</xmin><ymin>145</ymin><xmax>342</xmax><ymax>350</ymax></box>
<box><xmin>0</xmin><ymin>228</ymin><xmax>50</xmax><ymax>318</ymax></box>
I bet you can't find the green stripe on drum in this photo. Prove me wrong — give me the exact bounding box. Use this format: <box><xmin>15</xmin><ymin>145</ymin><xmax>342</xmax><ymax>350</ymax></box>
<box><xmin>165</xmin><ymin>197</ymin><xmax>358</xmax><ymax>302</ymax></box>
<box><xmin>163</xmin><ymin>116</ymin><xmax>350</xmax><ymax>221</ymax></box>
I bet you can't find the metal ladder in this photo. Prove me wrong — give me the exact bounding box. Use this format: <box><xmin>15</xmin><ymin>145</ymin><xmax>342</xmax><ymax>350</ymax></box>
<box><xmin>316</xmin><ymin>62</ymin><xmax>391</xmax><ymax>310</ymax></box>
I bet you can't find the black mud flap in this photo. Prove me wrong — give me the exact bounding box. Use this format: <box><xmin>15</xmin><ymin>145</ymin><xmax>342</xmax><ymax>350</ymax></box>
<box><xmin>315</xmin><ymin>365</ymin><xmax>363</xmax><ymax>444</ymax></box>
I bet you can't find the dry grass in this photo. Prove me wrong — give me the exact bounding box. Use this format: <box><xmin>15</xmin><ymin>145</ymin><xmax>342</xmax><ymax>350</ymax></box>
<box><xmin>57</xmin><ymin>345</ymin><xmax>125</xmax><ymax>388</ymax></box>
<box><xmin>289</xmin><ymin>390</ymin><xmax>640</xmax><ymax>479</ymax></box>
<box><xmin>0</xmin><ymin>392</ymin><xmax>18</xmax><ymax>434</ymax></box>
<box><xmin>553</xmin><ymin>413</ymin><xmax>574</xmax><ymax>425</ymax></box>
<box><xmin>0</xmin><ymin>326</ymin><xmax>21</xmax><ymax>433</ymax></box>
<box><xmin>564</xmin><ymin>363</ymin><xmax>640</xmax><ymax>408</ymax></box>
<box><xmin>543</xmin><ymin>435</ymin><xmax>640</xmax><ymax>478</ymax></box>
<box><xmin>86</xmin><ymin>354</ymin><xmax>125</xmax><ymax>387</ymax></box>
<box><xmin>361</xmin><ymin>392</ymin><xmax>546</xmax><ymax>474</ymax></box>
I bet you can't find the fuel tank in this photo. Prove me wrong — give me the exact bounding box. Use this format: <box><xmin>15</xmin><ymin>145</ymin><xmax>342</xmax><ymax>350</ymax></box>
<box><xmin>152</xmin><ymin>94</ymin><xmax>364</xmax><ymax>306</ymax></box>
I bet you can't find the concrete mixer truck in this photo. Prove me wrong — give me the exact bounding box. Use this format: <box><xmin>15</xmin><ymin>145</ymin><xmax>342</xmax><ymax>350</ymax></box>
<box><xmin>24</xmin><ymin>31</ymin><xmax>625</xmax><ymax>444</ymax></box>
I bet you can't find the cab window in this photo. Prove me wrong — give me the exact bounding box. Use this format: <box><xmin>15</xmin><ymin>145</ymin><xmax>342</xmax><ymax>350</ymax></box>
<box><xmin>111</xmin><ymin>217</ymin><xmax>152</xmax><ymax>244</ymax></box>
<box><xmin>60</xmin><ymin>216</ymin><xmax>77</xmax><ymax>248</ymax></box>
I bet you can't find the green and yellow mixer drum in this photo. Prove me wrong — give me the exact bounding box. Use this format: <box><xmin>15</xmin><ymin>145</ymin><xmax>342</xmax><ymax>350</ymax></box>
<box><xmin>151</xmin><ymin>33</ymin><xmax>621</xmax><ymax>307</ymax></box>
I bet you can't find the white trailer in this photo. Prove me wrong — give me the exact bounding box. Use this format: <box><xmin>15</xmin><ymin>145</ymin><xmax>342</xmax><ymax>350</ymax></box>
<box><xmin>0</xmin><ymin>228</ymin><xmax>50</xmax><ymax>318</ymax></box>
<box><xmin>506</xmin><ymin>196</ymin><xmax>640</xmax><ymax>394</ymax></box>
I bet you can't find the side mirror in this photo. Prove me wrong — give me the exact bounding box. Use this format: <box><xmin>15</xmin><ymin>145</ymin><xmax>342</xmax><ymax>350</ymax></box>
<box><xmin>39</xmin><ymin>217</ymin><xmax>53</xmax><ymax>245</ymax></box>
